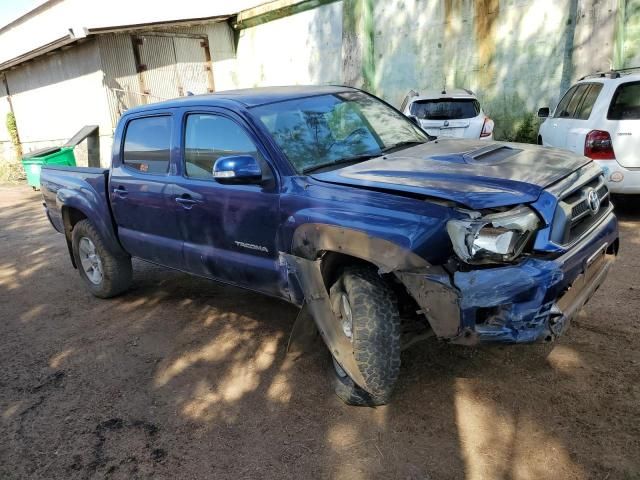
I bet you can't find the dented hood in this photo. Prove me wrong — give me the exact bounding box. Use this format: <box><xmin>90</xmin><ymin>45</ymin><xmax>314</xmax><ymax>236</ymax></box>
<box><xmin>310</xmin><ymin>139</ymin><xmax>591</xmax><ymax>209</ymax></box>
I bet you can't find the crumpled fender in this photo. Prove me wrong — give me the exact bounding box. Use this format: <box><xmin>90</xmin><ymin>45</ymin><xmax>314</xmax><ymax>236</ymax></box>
<box><xmin>282</xmin><ymin>223</ymin><xmax>462</xmax><ymax>391</ymax></box>
<box><xmin>290</xmin><ymin>223</ymin><xmax>429</xmax><ymax>271</ymax></box>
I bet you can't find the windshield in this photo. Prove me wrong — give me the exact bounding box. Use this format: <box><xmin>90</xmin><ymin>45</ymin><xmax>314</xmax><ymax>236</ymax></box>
<box><xmin>252</xmin><ymin>91</ymin><xmax>428</xmax><ymax>173</ymax></box>
<box><xmin>409</xmin><ymin>99</ymin><xmax>480</xmax><ymax>120</ymax></box>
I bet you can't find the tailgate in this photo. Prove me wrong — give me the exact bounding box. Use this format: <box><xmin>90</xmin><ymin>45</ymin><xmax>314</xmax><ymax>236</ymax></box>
<box><xmin>606</xmin><ymin>80</ymin><xmax>640</xmax><ymax>168</ymax></box>
<box><xmin>419</xmin><ymin>119</ymin><xmax>470</xmax><ymax>138</ymax></box>
<box><xmin>610</xmin><ymin>119</ymin><xmax>640</xmax><ymax>168</ymax></box>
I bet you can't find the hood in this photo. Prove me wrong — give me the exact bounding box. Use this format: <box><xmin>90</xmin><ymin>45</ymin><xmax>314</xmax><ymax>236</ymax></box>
<box><xmin>310</xmin><ymin>139</ymin><xmax>591</xmax><ymax>209</ymax></box>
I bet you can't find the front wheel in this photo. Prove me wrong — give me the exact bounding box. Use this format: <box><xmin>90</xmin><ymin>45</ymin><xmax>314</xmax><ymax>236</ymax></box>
<box><xmin>71</xmin><ymin>219</ymin><xmax>132</xmax><ymax>298</ymax></box>
<box><xmin>328</xmin><ymin>266</ymin><xmax>401</xmax><ymax>406</ymax></box>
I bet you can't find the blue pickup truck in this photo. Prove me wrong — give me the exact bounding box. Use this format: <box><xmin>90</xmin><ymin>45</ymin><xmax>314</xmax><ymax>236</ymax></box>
<box><xmin>41</xmin><ymin>86</ymin><xmax>618</xmax><ymax>406</ymax></box>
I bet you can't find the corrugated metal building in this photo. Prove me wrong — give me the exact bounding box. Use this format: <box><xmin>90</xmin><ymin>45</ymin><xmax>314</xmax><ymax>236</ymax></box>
<box><xmin>0</xmin><ymin>1</ymin><xmax>261</xmax><ymax>166</ymax></box>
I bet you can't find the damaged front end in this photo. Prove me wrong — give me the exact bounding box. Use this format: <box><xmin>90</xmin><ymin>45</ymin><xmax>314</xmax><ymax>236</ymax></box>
<box><xmin>283</xmin><ymin>206</ymin><xmax>617</xmax><ymax>391</ymax></box>
<box><xmin>403</xmin><ymin>206</ymin><xmax>618</xmax><ymax>344</ymax></box>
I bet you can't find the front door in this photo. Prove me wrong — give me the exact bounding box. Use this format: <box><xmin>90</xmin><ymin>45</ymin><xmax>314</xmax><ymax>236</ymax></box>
<box><xmin>172</xmin><ymin>110</ymin><xmax>283</xmax><ymax>296</ymax></box>
<box><xmin>110</xmin><ymin>114</ymin><xmax>183</xmax><ymax>268</ymax></box>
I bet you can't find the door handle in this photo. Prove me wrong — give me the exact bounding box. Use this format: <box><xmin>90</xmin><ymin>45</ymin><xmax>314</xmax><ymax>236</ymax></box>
<box><xmin>112</xmin><ymin>186</ymin><xmax>128</xmax><ymax>198</ymax></box>
<box><xmin>175</xmin><ymin>195</ymin><xmax>198</xmax><ymax>209</ymax></box>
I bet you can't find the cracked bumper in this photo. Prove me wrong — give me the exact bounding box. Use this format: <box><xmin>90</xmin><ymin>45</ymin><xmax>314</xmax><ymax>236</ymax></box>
<box><xmin>452</xmin><ymin>212</ymin><xmax>618</xmax><ymax>343</ymax></box>
<box><xmin>399</xmin><ymin>212</ymin><xmax>618</xmax><ymax>344</ymax></box>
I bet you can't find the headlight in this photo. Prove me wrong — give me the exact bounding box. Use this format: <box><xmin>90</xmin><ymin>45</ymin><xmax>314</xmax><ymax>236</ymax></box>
<box><xmin>446</xmin><ymin>206</ymin><xmax>540</xmax><ymax>264</ymax></box>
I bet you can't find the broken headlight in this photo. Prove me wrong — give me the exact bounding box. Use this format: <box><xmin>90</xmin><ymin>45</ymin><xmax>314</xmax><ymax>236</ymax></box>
<box><xmin>446</xmin><ymin>206</ymin><xmax>540</xmax><ymax>264</ymax></box>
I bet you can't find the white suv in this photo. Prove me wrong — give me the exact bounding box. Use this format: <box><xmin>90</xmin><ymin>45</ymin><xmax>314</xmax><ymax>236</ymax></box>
<box><xmin>401</xmin><ymin>89</ymin><xmax>494</xmax><ymax>140</ymax></box>
<box><xmin>538</xmin><ymin>69</ymin><xmax>640</xmax><ymax>194</ymax></box>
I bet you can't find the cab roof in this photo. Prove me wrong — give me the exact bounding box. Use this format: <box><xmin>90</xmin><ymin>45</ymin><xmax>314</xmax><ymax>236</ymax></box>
<box><xmin>125</xmin><ymin>85</ymin><xmax>356</xmax><ymax>115</ymax></box>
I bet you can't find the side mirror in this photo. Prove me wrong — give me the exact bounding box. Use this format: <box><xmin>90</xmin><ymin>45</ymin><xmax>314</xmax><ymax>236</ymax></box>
<box><xmin>537</xmin><ymin>107</ymin><xmax>550</xmax><ymax>118</ymax></box>
<box><xmin>212</xmin><ymin>155</ymin><xmax>262</xmax><ymax>183</ymax></box>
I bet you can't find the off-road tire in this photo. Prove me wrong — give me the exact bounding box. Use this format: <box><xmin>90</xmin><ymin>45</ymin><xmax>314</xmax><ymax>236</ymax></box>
<box><xmin>71</xmin><ymin>219</ymin><xmax>132</xmax><ymax>298</ymax></box>
<box><xmin>329</xmin><ymin>266</ymin><xmax>401</xmax><ymax>406</ymax></box>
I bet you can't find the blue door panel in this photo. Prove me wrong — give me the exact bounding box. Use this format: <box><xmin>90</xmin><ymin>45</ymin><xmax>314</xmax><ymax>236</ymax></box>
<box><xmin>110</xmin><ymin>169</ymin><xmax>183</xmax><ymax>268</ymax></box>
<box><xmin>172</xmin><ymin>107</ymin><xmax>283</xmax><ymax>296</ymax></box>
<box><xmin>173</xmin><ymin>180</ymin><xmax>282</xmax><ymax>295</ymax></box>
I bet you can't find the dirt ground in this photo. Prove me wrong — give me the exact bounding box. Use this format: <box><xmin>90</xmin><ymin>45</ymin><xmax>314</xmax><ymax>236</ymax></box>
<box><xmin>0</xmin><ymin>184</ymin><xmax>638</xmax><ymax>480</ymax></box>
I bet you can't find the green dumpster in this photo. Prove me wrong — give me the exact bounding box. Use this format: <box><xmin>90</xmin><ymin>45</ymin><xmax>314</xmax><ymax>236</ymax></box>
<box><xmin>21</xmin><ymin>146</ymin><xmax>76</xmax><ymax>190</ymax></box>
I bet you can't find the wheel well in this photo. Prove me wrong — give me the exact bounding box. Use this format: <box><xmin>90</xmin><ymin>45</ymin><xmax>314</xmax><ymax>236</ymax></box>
<box><xmin>320</xmin><ymin>251</ymin><xmax>372</xmax><ymax>290</ymax></box>
<box><xmin>61</xmin><ymin>207</ymin><xmax>87</xmax><ymax>268</ymax></box>
<box><xmin>319</xmin><ymin>251</ymin><xmax>425</xmax><ymax>334</ymax></box>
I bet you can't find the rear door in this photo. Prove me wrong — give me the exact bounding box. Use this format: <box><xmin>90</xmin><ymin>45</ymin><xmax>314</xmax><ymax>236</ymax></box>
<box><xmin>603</xmin><ymin>80</ymin><xmax>640</xmax><ymax>168</ymax></box>
<box><xmin>110</xmin><ymin>113</ymin><xmax>183</xmax><ymax>268</ymax></box>
<box><xmin>547</xmin><ymin>84</ymin><xmax>590</xmax><ymax>150</ymax></box>
<box><xmin>172</xmin><ymin>108</ymin><xmax>283</xmax><ymax>296</ymax></box>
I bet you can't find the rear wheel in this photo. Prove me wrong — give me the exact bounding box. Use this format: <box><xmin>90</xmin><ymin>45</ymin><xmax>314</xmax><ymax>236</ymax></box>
<box><xmin>328</xmin><ymin>265</ymin><xmax>401</xmax><ymax>406</ymax></box>
<box><xmin>71</xmin><ymin>219</ymin><xmax>132</xmax><ymax>298</ymax></box>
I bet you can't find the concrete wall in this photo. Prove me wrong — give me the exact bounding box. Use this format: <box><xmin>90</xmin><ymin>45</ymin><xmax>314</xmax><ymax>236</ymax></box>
<box><xmin>616</xmin><ymin>0</ymin><xmax>640</xmax><ymax>68</ymax></box>
<box><xmin>343</xmin><ymin>0</ymin><xmax>627</xmax><ymax>140</ymax></box>
<box><xmin>215</xmin><ymin>0</ymin><xmax>638</xmax><ymax>141</ymax></box>
<box><xmin>232</xmin><ymin>1</ymin><xmax>343</xmax><ymax>88</ymax></box>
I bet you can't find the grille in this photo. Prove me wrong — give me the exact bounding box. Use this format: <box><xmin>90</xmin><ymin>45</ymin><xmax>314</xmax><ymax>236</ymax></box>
<box><xmin>550</xmin><ymin>174</ymin><xmax>611</xmax><ymax>246</ymax></box>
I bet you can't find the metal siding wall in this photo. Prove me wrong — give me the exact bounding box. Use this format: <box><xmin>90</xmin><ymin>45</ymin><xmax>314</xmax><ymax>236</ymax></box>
<box><xmin>0</xmin><ymin>77</ymin><xmax>10</xmax><ymax>143</ymax></box>
<box><xmin>98</xmin><ymin>34</ymin><xmax>144</xmax><ymax>128</ymax></box>
<box><xmin>137</xmin><ymin>35</ymin><xmax>181</xmax><ymax>101</ymax></box>
<box><xmin>181</xmin><ymin>23</ymin><xmax>237</xmax><ymax>92</ymax></box>
<box><xmin>173</xmin><ymin>36</ymin><xmax>212</xmax><ymax>95</ymax></box>
<box><xmin>6</xmin><ymin>40</ymin><xmax>112</xmax><ymax>149</ymax></box>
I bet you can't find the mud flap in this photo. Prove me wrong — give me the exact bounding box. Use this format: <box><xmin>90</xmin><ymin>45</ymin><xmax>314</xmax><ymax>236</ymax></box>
<box><xmin>286</xmin><ymin>303</ymin><xmax>319</xmax><ymax>357</ymax></box>
<box><xmin>282</xmin><ymin>254</ymin><xmax>369</xmax><ymax>391</ymax></box>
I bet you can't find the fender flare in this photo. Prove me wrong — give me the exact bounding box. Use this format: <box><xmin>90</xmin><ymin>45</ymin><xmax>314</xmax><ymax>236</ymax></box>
<box><xmin>290</xmin><ymin>223</ymin><xmax>429</xmax><ymax>272</ymax></box>
<box><xmin>56</xmin><ymin>189</ymin><xmax>127</xmax><ymax>265</ymax></box>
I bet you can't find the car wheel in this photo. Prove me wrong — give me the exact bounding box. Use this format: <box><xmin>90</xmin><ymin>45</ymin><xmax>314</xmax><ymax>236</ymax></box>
<box><xmin>71</xmin><ymin>219</ymin><xmax>132</xmax><ymax>298</ymax></box>
<box><xmin>328</xmin><ymin>265</ymin><xmax>401</xmax><ymax>406</ymax></box>
<box><xmin>538</xmin><ymin>135</ymin><xmax>543</xmax><ymax>145</ymax></box>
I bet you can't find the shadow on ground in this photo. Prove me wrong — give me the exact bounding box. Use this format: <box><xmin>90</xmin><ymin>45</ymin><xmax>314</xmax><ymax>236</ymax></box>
<box><xmin>1</xmin><ymin>185</ymin><xmax>639</xmax><ymax>479</ymax></box>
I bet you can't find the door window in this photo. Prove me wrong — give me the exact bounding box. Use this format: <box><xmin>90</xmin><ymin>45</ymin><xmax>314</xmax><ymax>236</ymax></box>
<box><xmin>575</xmin><ymin>83</ymin><xmax>603</xmax><ymax>120</ymax></box>
<box><xmin>563</xmin><ymin>84</ymin><xmax>589</xmax><ymax>118</ymax></box>
<box><xmin>553</xmin><ymin>86</ymin><xmax>578</xmax><ymax>118</ymax></box>
<box><xmin>122</xmin><ymin>116</ymin><xmax>171</xmax><ymax>174</ymax></box>
<box><xmin>183</xmin><ymin>114</ymin><xmax>265</xmax><ymax>180</ymax></box>
<box><xmin>608</xmin><ymin>81</ymin><xmax>640</xmax><ymax>120</ymax></box>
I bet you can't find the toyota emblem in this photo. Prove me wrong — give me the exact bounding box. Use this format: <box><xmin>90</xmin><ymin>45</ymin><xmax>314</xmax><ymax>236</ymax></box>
<box><xmin>587</xmin><ymin>189</ymin><xmax>600</xmax><ymax>214</ymax></box>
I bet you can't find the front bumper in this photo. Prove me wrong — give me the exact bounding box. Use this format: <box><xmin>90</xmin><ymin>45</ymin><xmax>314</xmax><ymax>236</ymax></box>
<box><xmin>451</xmin><ymin>211</ymin><xmax>618</xmax><ymax>343</ymax></box>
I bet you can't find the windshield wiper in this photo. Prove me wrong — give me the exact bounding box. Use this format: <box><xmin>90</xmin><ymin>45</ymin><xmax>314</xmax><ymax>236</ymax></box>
<box><xmin>302</xmin><ymin>152</ymin><xmax>382</xmax><ymax>174</ymax></box>
<box><xmin>380</xmin><ymin>140</ymin><xmax>426</xmax><ymax>154</ymax></box>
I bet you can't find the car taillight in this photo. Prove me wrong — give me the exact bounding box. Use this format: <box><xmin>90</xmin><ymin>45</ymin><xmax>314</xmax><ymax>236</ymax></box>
<box><xmin>480</xmin><ymin>117</ymin><xmax>494</xmax><ymax>138</ymax></box>
<box><xmin>584</xmin><ymin>130</ymin><xmax>615</xmax><ymax>160</ymax></box>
